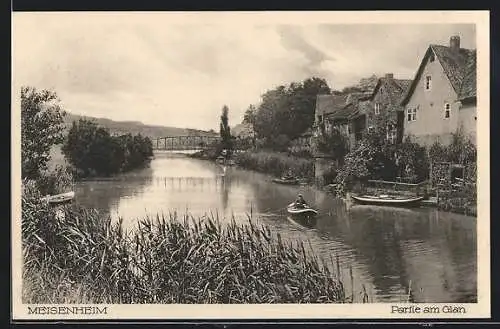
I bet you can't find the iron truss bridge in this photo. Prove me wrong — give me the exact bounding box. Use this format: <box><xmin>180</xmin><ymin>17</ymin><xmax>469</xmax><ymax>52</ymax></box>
<box><xmin>152</xmin><ymin>135</ymin><xmax>221</xmax><ymax>151</ymax></box>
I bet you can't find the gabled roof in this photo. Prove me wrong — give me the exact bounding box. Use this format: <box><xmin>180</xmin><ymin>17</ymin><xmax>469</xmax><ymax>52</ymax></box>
<box><xmin>401</xmin><ymin>44</ymin><xmax>476</xmax><ymax>106</ymax></box>
<box><xmin>325</xmin><ymin>102</ymin><xmax>355</xmax><ymax>121</ymax></box>
<box><xmin>458</xmin><ymin>50</ymin><xmax>477</xmax><ymax>101</ymax></box>
<box><xmin>371</xmin><ymin>77</ymin><xmax>412</xmax><ymax>105</ymax></box>
<box><xmin>346</xmin><ymin>91</ymin><xmax>372</xmax><ymax>104</ymax></box>
<box><xmin>394</xmin><ymin>79</ymin><xmax>412</xmax><ymax>92</ymax></box>
<box><xmin>315</xmin><ymin>94</ymin><xmax>349</xmax><ymax>117</ymax></box>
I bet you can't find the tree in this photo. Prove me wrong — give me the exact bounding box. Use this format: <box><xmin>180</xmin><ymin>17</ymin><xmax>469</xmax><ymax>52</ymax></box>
<box><xmin>394</xmin><ymin>136</ymin><xmax>429</xmax><ymax>183</ymax></box>
<box><xmin>242</xmin><ymin>104</ymin><xmax>257</xmax><ymax>126</ymax></box>
<box><xmin>21</xmin><ymin>87</ymin><xmax>66</xmax><ymax>179</ymax></box>
<box><xmin>219</xmin><ymin>105</ymin><xmax>233</xmax><ymax>156</ymax></box>
<box><xmin>251</xmin><ymin>77</ymin><xmax>331</xmax><ymax>150</ymax></box>
<box><xmin>63</xmin><ymin>119</ymin><xmax>153</xmax><ymax>177</ymax></box>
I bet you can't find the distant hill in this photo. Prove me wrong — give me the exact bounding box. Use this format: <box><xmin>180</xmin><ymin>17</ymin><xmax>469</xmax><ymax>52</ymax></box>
<box><xmin>63</xmin><ymin>113</ymin><xmax>218</xmax><ymax>139</ymax></box>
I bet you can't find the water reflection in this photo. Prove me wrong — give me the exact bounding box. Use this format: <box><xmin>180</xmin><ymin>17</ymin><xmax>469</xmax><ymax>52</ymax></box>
<box><xmin>74</xmin><ymin>166</ymin><xmax>154</xmax><ymax>219</ymax></box>
<box><xmin>74</xmin><ymin>152</ymin><xmax>476</xmax><ymax>303</ymax></box>
<box><xmin>220</xmin><ymin>175</ymin><xmax>230</xmax><ymax>212</ymax></box>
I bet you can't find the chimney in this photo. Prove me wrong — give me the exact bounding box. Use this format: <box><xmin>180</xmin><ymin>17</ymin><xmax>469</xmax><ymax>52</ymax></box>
<box><xmin>385</xmin><ymin>73</ymin><xmax>394</xmax><ymax>79</ymax></box>
<box><xmin>450</xmin><ymin>35</ymin><xmax>460</xmax><ymax>51</ymax></box>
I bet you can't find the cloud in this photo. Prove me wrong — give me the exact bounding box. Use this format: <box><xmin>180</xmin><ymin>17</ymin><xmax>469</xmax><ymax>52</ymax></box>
<box><xmin>13</xmin><ymin>13</ymin><xmax>476</xmax><ymax>130</ymax></box>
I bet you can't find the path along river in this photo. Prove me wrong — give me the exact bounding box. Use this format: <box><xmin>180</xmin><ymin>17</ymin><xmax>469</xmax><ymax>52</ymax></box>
<box><xmin>74</xmin><ymin>151</ymin><xmax>477</xmax><ymax>303</ymax></box>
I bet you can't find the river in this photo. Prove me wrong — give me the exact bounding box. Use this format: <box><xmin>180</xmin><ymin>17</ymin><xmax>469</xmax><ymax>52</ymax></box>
<box><xmin>74</xmin><ymin>151</ymin><xmax>477</xmax><ymax>303</ymax></box>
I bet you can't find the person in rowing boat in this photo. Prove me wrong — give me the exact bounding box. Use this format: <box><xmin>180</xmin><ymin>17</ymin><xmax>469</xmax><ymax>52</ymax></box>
<box><xmin>293</xmin><ymin>194</ymin><xmax>309</xmax><ymax>209</ymax></box>
<box><xmin>283</xmin><ymin>169</ymin><xmax>294</xmax><ymax>180</ymax></box>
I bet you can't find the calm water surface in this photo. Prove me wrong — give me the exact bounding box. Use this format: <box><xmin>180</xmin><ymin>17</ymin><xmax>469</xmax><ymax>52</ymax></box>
<box><xmin>74</xmin><ymin>151</ymin><xmax>477</xmax><ymax>303</ymax></box>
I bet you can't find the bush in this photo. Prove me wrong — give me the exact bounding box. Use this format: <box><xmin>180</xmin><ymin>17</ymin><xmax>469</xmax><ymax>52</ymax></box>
<box><xmin>234</xmin><ymin>151</ymin><xmax>314</xmax><ymax>179</ymax></box>
<box><xmin>394</xmin><ymin>136</ymin><xmax>429</xmax><ymax>183</ymax></box>
<box><xmin>62</xmin><ymin>119</ymin><xmax>153</xmax><ymax>178</ymax></box>
<box><xmin>429</xmin><ymin>128</ymin><xmax>476</xmax><ymax>165</ymax></box>
<box><xmin>335</xmin><ymin>135</ymin><xmax>430</xmax><ymax>194</ymax></box>
<box><xmin>36</xmin><ymin>165</ymin><xmax>74</xmax><ymax>195</ymax></box>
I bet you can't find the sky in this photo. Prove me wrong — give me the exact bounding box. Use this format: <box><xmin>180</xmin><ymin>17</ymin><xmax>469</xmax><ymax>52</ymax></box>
<box><xmin>13</xmin><ymin>13</ymin><xmax>476</xmax><ymax>131</ymax></box>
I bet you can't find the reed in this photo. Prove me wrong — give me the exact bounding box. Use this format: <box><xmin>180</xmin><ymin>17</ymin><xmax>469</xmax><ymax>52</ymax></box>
<box><xmin>22</xmin><ymin>184</ymin><xmax>350</xmax><ymax>304</ymax></box>
<box><xmin>234</xmin><ymin>151</ymin><xmax>314</xmax><ymax>180</ymax></box>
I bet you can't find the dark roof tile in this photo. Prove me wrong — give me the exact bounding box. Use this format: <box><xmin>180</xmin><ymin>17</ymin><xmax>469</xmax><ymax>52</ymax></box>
<box><xmin>401</xmin><ymin>44</ymin><xmax>476</xmax><ymax>105</ymax></box>
<box><xmin>315</xmin><ymin>94</ymin><xmax>348</xmax><ymax>117</ymax></box>
<box><xmin>458</xmin><ymin>50</ymin><xmax>477</xmax><ymax>100</ymax></box>
<box><xmin>431</xmin><ymin>45</ymin><xmax>474</xmax><ymax>95</ymax></box>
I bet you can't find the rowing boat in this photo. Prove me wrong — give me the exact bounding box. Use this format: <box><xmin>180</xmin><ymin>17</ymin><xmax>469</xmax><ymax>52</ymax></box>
<box><xmin>41</xmin><ymin>191</ymin><xmax>75</xmax><ymax>205</ymax></box>
<box><xmin>287</xmin><ymin>215</ymin><xmax>316</xmax><ymax>229</ymax></box>
<box><xmin>286</xmin><ymin>203</ymin><xmax>318</xmax><ymax>216</ymax></box>
<box><xmin>272</xmin><ymin>177</ymin><xmax>299</xmax><ymax>185</ymax></box>
<box><xmin>350</xmin><ymin>194</ymin><xmax>423</xmax><ymax>207</ymax></box>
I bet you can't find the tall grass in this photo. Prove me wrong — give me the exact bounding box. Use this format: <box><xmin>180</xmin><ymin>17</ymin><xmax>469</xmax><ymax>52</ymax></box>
<box><xmin>234</xmin><ymin>151</ymin><xmax>314</xmax><ymax>180</ymax></box>
<box><xmin>23</xmin><ymin>183</ymin><xmax>349</xmax><ymax>304</ymax></box>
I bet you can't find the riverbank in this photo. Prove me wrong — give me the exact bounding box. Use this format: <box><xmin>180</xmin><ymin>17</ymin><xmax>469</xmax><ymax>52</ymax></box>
<box><xmin>191</xmin><ymin>149</ymin><xmax>315</xmax><ymax>182</ymax></box>
<box><xmin>22</xmin><ymin>181</ymin><xmax>357</xmax><ymax>304</ymax></box>
<box><xmin>191</xmin><ymin>149</ymin><xmax>476</xmax><ymax>217</ymax></box>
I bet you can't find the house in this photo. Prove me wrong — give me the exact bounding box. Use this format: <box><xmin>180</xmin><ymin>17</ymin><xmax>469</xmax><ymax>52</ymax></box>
<box><xmin>313</xmin><ymin>94</ymin><xmax>354</xmax><ymax>152</ymax></box>
<box><xmin>400</xmin><ymin>35</ymin><xmax>477</xmax><ymax>146</ymax></box>
<box><xmin>314</xmin><ymin>94</ymin><xmax>350</xmax><ymax>132</ymax></box>
<box><xmin>348</xmin><ymin>73</ymin><xmax>412</xmax><ymax>146</ymax></box>
<box><xmin>312</xmin><ymin>73</ymin><xmax>410</xmax><ymax>154</ymax></box>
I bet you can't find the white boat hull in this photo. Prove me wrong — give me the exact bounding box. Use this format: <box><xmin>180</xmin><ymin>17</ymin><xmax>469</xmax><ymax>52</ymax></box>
<box><xmin>351</xmin><ymin>195</ymin><xmax>423</xmax><ymax>207</ymax></box>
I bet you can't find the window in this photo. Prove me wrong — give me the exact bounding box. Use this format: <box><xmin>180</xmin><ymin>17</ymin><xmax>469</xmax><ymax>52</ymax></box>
<box><xmin>407</xmin><ymin>107</ymin><xmax>417</xmax><ymax>122</ymax></box>
<box><xmin>317</xmin><ymin>115</ymin><xmax>323</xmax><ymax>123</ymax></box>
<box><xmin>374</xmin><ymin>103</ymin><xmax>381</xmax><ymax>115</ymax></box>
<box><xmin>444</xmin><ymin>103</ymin><xmax>450</xmax><ymax>119</ymax></box>
<box><xmin>425</xmin><ymin>76</ymin><xmax>432</xmax><ymax>90</ymax></box>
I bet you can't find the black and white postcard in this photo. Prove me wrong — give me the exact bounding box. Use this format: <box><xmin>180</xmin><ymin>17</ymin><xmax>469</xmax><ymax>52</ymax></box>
<box><xmin>11</xmin><ymin>10</ymin><xmax>490</xmax><ymax>320</ymax></box>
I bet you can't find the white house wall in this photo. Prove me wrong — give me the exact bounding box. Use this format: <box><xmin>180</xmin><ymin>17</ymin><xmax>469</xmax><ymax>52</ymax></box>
<box><xmin>403</xmin><ymin>51</ymin><xmax>461</xmax><ymax>147</ymax></box>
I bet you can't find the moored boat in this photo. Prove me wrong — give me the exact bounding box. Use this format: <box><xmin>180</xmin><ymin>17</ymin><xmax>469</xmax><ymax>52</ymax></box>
<box><xmin>41</xmin><ymin>191</ymin><xmax>75</xmax><ymax>205</ymax></box>
<box><xmin>350</xmin><ymin>194</ymin><xmax>423</xmax><ymax>207</ymax></box>
<box><xmin>272</xmin><ymin>177</ymin><xmax>299</xmax><ymax>185</ymax></box>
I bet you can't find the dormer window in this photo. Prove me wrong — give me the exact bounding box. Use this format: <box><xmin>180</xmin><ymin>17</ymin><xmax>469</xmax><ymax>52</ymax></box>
<box><xmin>444</xmin><ymin>103</ymin><xmax>451</xmax><ymax>119</ymax></box>
<box><xmin>425</xmin><ymin>76</ymin><xmax>432</xmax><ymax>90</ymax></box>
<box><xmin>374</xmin><ymin>103</ymin><xmax>381</xmax><ymax>115</ymax></box>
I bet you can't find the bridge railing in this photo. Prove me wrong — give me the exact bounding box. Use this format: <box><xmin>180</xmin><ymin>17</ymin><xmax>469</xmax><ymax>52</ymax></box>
<box><xmin>152</xmin><ymin>136</ymin><xmax>221</xmax><ymax>150</ymax></box>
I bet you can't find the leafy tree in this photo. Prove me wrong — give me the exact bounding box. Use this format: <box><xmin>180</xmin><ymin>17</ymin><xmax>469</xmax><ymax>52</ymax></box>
<box><xmin>251</xmin><ymin>77</ymin><xmax>331</xmax><ymax>150</ymax></box>
<box><xmin>446</xmin><ymin>127</ymin><xmax>476</xmax><ymax>164</ymax></box>
<box><xmin>242</xmin><ymin>104</ymin><xmax>257</xmax><ymax>126</ymax></box>
<box><xmin>21</xmin><ymin>87</ymin><xmax>66</xmax><ymax>179</ymax></box>
<box><xmin>428</xmin><ymin>128</ymin><xmax>476</xmax><ymax>165</ymax></box>
<box><xmin>394</xmin><ymin>136</ymin><xmax>429</xmax><ymax>183</ymax></box>
<box><xmin>62</xmin><ymin>119</ymin><xmax>152</xmax><ymax>177</ymax></box>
